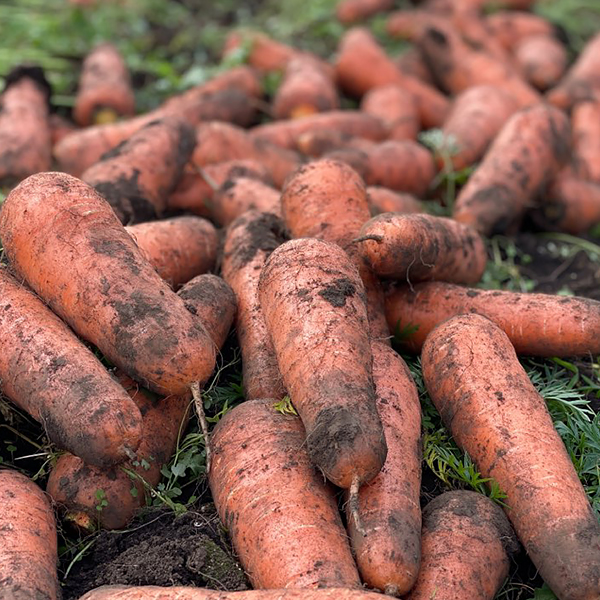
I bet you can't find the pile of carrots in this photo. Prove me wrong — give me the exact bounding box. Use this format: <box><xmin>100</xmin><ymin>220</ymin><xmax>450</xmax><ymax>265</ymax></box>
<box><xmin>2</xmin><ymin>0</ymin><xmax>600</xmax><ymax>599</ymax></box>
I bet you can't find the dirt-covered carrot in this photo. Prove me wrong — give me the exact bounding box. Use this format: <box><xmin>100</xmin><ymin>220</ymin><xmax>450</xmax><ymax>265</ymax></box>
<box><xmin>0</xmin><ymin>172</ymin><xmax>216</xmax><ymax>396</ymax></box>
<box><xmin>0</xmin><ymin>267</ymin><xmax>142</xmax><ymax>467</ymax></box>
<box><xmin>346</xmin><ymin>341</ymin><xmax>422</xmax><ymax>596</ymax></box>
<box><xmin>406</xmin><ymin>491</ymin><xmax>519</xmax><ymax>600</ymax></box>
<box><xmin>360</xmin><ymin>85</ymin><xmax>419</xmax><ymax>141</ymax></box>
<box><xmin>210</xmin><ymin>398</ymin><xmax>361</xmax><ymax>589</ymax></box>
<box><xmin>386</xmin><ymin>281</ymin><xmax>600</xmax><ymax>356</ymax></box>
<box><xmin>386</xmin><ymin>9</ymin><xmax>446</xmax><ymax>42</ymax></box>
<box><xmin>335</xmin><ymin>27</ymin><xmax>450</xmax><ymax>128</ymax></box>
<box><xmin>0</xmin><ymin>66</ymin><xmax>52</xmax><ymax>184</ymax></box>
<box><xmin>436</xmin><ymin>85</ymin><xmax>518</xmax><ymax>172</ymax></box>
<box><xmin>453</xmin><ymin>103</ymin><xmax>570</xmax><ymax>236</ymax></box>
<box><xmin>572</xmin><ymin>101</ymin><xmax>600</xmax><ymax>185</ymax></box>
<box><xmin>223</xmin><ymin>31</ymin><xmax>296</xmax><ymax>72</ymax></box>
<box><xmin>221</xmin><ymin>211</ymin><xmax>288</xmax><ymax>401</ymax></box>
<box><xmin>367</xmin><ymin>186</ymin><xmax>423</xmax><ymax>216</ymax></box>
<box><xmin>73</xmin><ymin>42</ymin><xmax>135</xmax><ymax>126</ymax></box>
<box><xmin>336</xmin><ymin>0</ymin><xmax>394</xmax><ymax>23</ymax></box>
<box><xmin>395</xmin><ymin>48</ymin><xmax>435</xmax><ymax>85</ymax></box>
<box><xmin>0</xmin><ymin>470</ymin><xmax>60</xmax><ymax>600</ymax></box>
<box><xmin>295</xmin><ymin>130</ymin><xmax>372</xmax><ymax>158</ymax></box>
<box><xmin>422</xmin><ymin>314</ymin><xmax>600</xmax><ymax>600</ymax></box>
<box><xmin>514</xmin><ymin>35</ymin><xmax>567</xmax><ymax>91</ymax></box>
<box><xmin>82</xmin><ymin>116</ymin><xmax>196</xmax><ymax>223</ymax></box>
<box><xmin>486</xmin><ymin>11</ymin><xmax>557</xmax><ymax>51</ymax></box>
<box><xmin>357</xmin><ymin>213</ymin><xmax>487</xmax><ymax>284</ymax></box>
<box><xmin>547</xmin><ymin>32</ymin><xmax>600</xmax><ymax>110</ymax></box>
<box><xmin>258</xmin><ymin>238</ymin><xmax>387</xmax><ymax>489</ymax></box>
<box><xmin>126</xmin><ymin>216</ymin><xmax>218</xmax><ymax>288</ymax></box>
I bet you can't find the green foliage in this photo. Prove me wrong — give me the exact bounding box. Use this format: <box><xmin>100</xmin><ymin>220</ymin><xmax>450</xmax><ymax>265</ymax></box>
<box><xmin>479</xmin><ymin>236</ymin><xmax>536</xmax><ymax>292</ymax></box>
<box><xmin>273</xmin><ymin>396</ymin><xmax>298</xmax><ymax>416</ymax></box>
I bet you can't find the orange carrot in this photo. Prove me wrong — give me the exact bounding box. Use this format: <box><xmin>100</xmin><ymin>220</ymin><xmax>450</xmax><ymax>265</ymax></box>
<box><xmin>0</xmin><ymin>66</ymin><xmax>52</xmax><ymax>184</ymax></box>
<box><xmin>49</xmin><ymin>113</ymin><xmax>77</xmax><ymax>146</ymax></box>
<box><xmin>210</xmin><ymin>399</ymin><xmax>362</xmax><ymax>589</ymax></box>
<box><xmin>406</xmin><ymin>491</ymin><xmax>518</xmax><ymax>600</ymax></box>
<box><xmin>360</xmin><ymin>85</ymin><xmax>419</xmax><ymax>141</ymax></box>
<box><xmin>73</xmin><ymin>42</ymin><xmax>135</xmax><ymax>126</ymax></box>
<box><xmin>0</xmin><ymin>172</ymin><xmax>216</xmax><ymax>396</ymax></box>
<box><xmin>295</xmin><ymin>130</ymin><xmax>372</xmax><ymax>158</ymax></box>
<box><xmin>0</xmin><ymin>470</ymin><xmax>60</xmax><ymax>600</ymax></box>
<box><xmin>395</xmin><ymin>48</ymin><xmax>435</xmax><ymax>85</ymax></box>
<box><xmin>126</xmin><ymin>216</ymin><xmax>218</xmax><ymax>288</ymax></box>
<box><xmin>82</xmin><ymin>116</ymin><xmax>196</xmax><ymax>223</ymax></box>
<box><xmin>0</xmin><ymin>267</ymin><xmax>143</xmax><ymax>467</ymax></box>
<box><xmin>572</xmin><ymin>101</ymin><xmax>600</xmax><ymax>184</ymax></box>
<box><xmin>386</xmin><ymin>281</ymin><xmax>600</xmax><ymax>356</ymax></box>
<box><xmin>514</xmin><ymin>35</ymin><xmax>568</xmax><ymax>91</ymax></box>
<box><xmin>357</xmin><ymin>213</ymin><xmax>487</xmax><ymax>284</ymax></box>
<box><xmin>453</xmin><ymin>103</ymin><xmax>571</xmax><ymax>236</ymax></box>
<box><xmin>422</xmin><ymin>313</ymin><xmax>600</xmax><ymax>600</ymax></box>
<box><xmin>486</xmin><ymin>11</ymin><xmax>557</xmax><ymax>51</ymax></box>
<box><xmin>386</xmin><ymin>9</ymin><xmax>446</xmax><ymax>42</ymax></box>
<box><xmin>347</xmin><ymin>341</ymin><xmax>422</xmax><ymax>596</ymax></box>
<box><xmin>222</xmin><ymin>211</ymin><xmax>288</xmax><ymax>401</ymax></box>
<box><xmin>223</xmin><ymin>31</ymin><xmax>296</xmax><ymax>72</ymax></box>
<box><xmin>258</xmin><ymin>237</ymin><xmax>387</xmax><ymax>489</ymax></box>
<box><xmin>336</xmin><ymin>0</ymin><xmax>394</xmax><ymax>23</ymax></box>
<box><xmin>367</xmin><ymin>186</ymin><xmax>423</xmax><ymax>215</ymax></box>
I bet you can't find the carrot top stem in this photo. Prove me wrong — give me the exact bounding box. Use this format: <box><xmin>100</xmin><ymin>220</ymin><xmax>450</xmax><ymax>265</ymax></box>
<box><xmin>191</xmin><ymin>381</ymin><xmax>212</xmax><ymax>472</ymax></box>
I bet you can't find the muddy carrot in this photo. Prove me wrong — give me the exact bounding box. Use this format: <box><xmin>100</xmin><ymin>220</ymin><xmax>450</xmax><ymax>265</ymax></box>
<box><xmin>422</xmin><ymin>313</ymin><xmax>600</xmax><ymax>600</ymax></box>
<box><xmin>572</xmin><ymin>101</ymin><xmax>600</xmax><ymax>185</ymax></box>
<box><xmin>0</xmin><ymin>470</ymin><xmax>60</xmax><ymax>600</ymax></box>
<box><xmin>295</xmin><ymin>130</ymin><xmax>372</xmax><ymax>158</ymax></box>
<box><xmin>514</xmin><ymin>35</ymin><xmax>568</xmax><ymax>91</ymax></box>
<box><xmin>367</xmin><ymin>186</ymin><xmax>423</xmax><ymax>216</ymax></box>
<box><xmin>336</xmin><ymin>0</ymin><xmax>394</xmax><ymax>23</ymax></box>
<box><xmin>395</xmin><ymin>48</ymin><xmax>435</xmax><ymax>85</ymax></box>
<box><xmin>486</xmin><ymin>11</ymin><xmax>557</xmax><ymax>51</ymax></box>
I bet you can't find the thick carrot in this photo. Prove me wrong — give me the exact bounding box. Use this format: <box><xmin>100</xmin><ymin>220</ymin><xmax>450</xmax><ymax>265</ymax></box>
<box><xmin>486</xmin><ymin>11</ymin><xmax>557</xmax><ymax>51</ymax></box>
<box><xmin>385</xmin><ymin>281</ymin><xmax>600</xmax><ymax>356</ymax></box>
<box><xmin>422</xmin><ymin>313</ymin><xmax>600</xmax><ymax>600</ymax></box>
<box><xmin>336</xmin><ymin>0</ymin><xmax>394</xmax><ymax>24</ymax></box>
<box><xmin>0</xmin><ymin>172</ymin><xmax>216</xmax><ymax>396</ymax></box>
<box><xmin>546</xmin><ymin>32</ymin><xmax>600</xmax><ymax>110</ymax></box>
<box><xmin>273</xmin><ymin>56</ymin><xmax>339</xmax><ymax>120</ymax></box>
<box><xmin>453</xmin><ymin>103</ymin><xmax>571</xmax><ymax>236</ymax></box>
<box><xmin>360</xmin><ymin>85</ymin><xmax>420</xmax><ymax>141</ymax></box>
<box><xmin>223</xmin><ymin>31</ymin><xmax>296</xmax><ymax>72</ymax></box>
<box><xmin>221</xmin><ymin>210</ymin><xmax>288</xmax><ymax>401</ymax></box>
<box><xmin>0</xmin><ymin>267</ymin><xmax>142</xmax><ymax>467</ymax></box>
<box><xmin>514</xmin><ymin>35</ymin><xmax>568</xmax><ymax>91</ymax></box>
<box><xmin>73</xmin><ymin>42</ymin><xmax>135</xmax><ymax>126</ymax></box>
<box><xmin>0</xmin><ymin>66</ymin><xmax>52</xmax><ymax>184</ymax></box>
<box><xmin>357</xmin><ymin>213</ymin><xmax>487</xmax><ymax>284</ymax></box>
<box><xmin>335</xmin><ymin>27</ymin><xmax>450</xmax><ymax>128</ymax></box>
<box><xmin>126</xmin><ymin>216</ymin><xmax>218</xmax><ymax>288</ymax></box>
<box><xmin>572</xmin><ymin>101</ymin><xmax>600</xmax><ymax>185</ymax></box>
<box><xmin>258</xmin><ymin>237</ymin><xmax>387</xmax><ymax>489</ymax></box>
<box><xmin>0</xmin><ymin>470</ymin><xmax>60</xmax><ymax>600</ymax></box>
<box><xmin>406</xmin><ymin>491</ymin><xmax>518</xmax><ymax>600</ymax></box>
<box><xmin>209</xmin><ymin>398</ymin><xmax>361</xmax><ymax>589</ymax></box>
<box><xmin>82</xmin><ymin>116</ymin><xmax>196</xmax><ymax>223</ymax></box>
<box><xmin>367</xmin><ymin>186</ymin><xmax>423</xmax><ymax>216</ymax></box>
<box><xmin>437</xmin><ymin>85</ymin><xmax>518</xmax><ymax>172</ymax></box>
<box><xmin>347</xmin><ymin>341</ymin><xmax>422</xmax><ymax>596</ymax></box>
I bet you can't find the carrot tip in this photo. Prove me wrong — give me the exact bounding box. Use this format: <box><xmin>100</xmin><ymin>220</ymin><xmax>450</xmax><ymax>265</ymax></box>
<box><xmin>384</xmin><ymin>584</ymin><xmax>400</xmax><ymax>597</ymax></box>
<box><xmin>349</xmin><ymin>474</ymin><xmax>366</xmax><ymax>537</ymax></box>
<box><xmin>191</xmin><ymin>381</ymin><xmax>212</xmax><ymax>473</ymax></box>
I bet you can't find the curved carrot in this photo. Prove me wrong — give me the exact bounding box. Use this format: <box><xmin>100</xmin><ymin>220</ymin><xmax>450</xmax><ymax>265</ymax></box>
<box><xmin>126</xmin><ymin>216</ymin><xmax>218</xmax><ymax>289</ymax></box>
<box><xmin>73</xmin><ymin>42</ymin><xmax>135</xmax><ymax>126</ymax></box>
<box><xmin>347</xmin><ymin>341</ymin><xmax>422</xmax><ymax>596</ymax></box>
<box><xmin>514</xmin><ymin>35</ymin><xmax>567</xmax><ymax>91</ymax></box>
<box><xmin>258</xmin><ymin>238</ymin><xmax>387</xmax><ymax>489</ymax></box>
<box><xmin>0</xmin><ymin>267</ymin><xmax>142</xmax><ymax>467</ymax></box>
<box><xmin>0</xmin><ymin>172</ymin><xmax>216</xmax><ymax>396</ymax></box>
<box><xmin>336</xmin><ymin>0</ymin><xmax>394</xmax><ymax>24</ymax></box>
<box><xmin>357</xmin><ymin>213</ymin><xmax>487</xmax><ymax>284</ymax></box>
<box><xmin>572</xmin><ymin>101</ymin><xmax>600</xmax><ymax>185</ymax></box>
<box><xmin>0</xmin><ymin>470</ymin><xmax>60</xmax><ymax>600</ymax></box>
<box><xmin>422</xmin><ymin>313</ymin><xmax>600</xmax><ymax>600</ymax></box>
<box><xmin>406</xmin><ymin>491</ymin><xmax>518</xmax><ymax>600</ymax></box>
<box><xmin>209</xmin><ymin>399</ymin><xmax>361</xmax><ymax>589</ymax></box>
<box><xmin>221</xmin><ymin>211</ymin><xmax>288</xmax><ymax>401</ymax></box>
<box><xmin>360</xmin><ymin>85</ymin><xmax>419</xmax><ymax>141</ymax></box>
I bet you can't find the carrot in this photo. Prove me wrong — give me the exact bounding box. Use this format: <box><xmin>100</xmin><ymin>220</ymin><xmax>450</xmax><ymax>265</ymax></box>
<box><xmin>357</xmin><ymin>213</ymin><xmax>487</xmax><ymax>284</ymax></box>
<box><xmin>250</xmin><ymin>110</ymin><xmax>388</xmax><ymax>151</ymax></box>
<box><xmin>81</xmin><ymin>116</ymin><xmax>196</xmax><ymax>223</ymax></box>
<box><xmin>192</xmin><ymin>121</ymin><xmax>302</xmax><ymax>188</ymax></box>
<box><xmin>453</xmin><ymin>103</ymin><xmax>571</xmax><ymax>236</ymax></box>
<box><xmin>437</xmin><ymin>85</ymin><xmax>518</xmax><ymax>172</ymax></box>
<box><xmin>0</xmin><ymin>470</ymin><xmax>60</xmax><ymax>600</ymax></box>
<box><xmin>572</xmin><ymin>101</ymin><xmax>600</xmax><ymax>185</ymax></box>
<box><xmin>126</xmin><ymin>216</ymin><xmax>218</xmax><ymax>288</ymax></box>
<box><xmin>0</xmin><ymin>66</ymin><xmax>52</xmax><ymax>184</ymax></box>
<box><xmin>336</xmin><ymin>0</ymin><xmax>394</xmax><ymax>24</ymax></box>
<box><xmin>0</xmin><ymin>172</ymin><xmax>216</xmax><ymax>396</ymax></box>
<box><xmin>221</xmin><ymin>210</ymin><xmax>288</xmax><ymax>401</ymax></box>
<box><xmin>258</xmin><ymin>237</ymin><xmax>387</xmax><ymax>489</ymax></box>
<box><xmin>49</xmin><ymin>112</ymin><xmax>77</xmax><ymax>146</ymax></box>
<box><xmin>422</xmin><ymin>313</ymin><xmax>600</xmax><ymax>600</ymax></box>
<box><xmin>273</xmin><ymin>56</ymin><xmax>339</xmax><ymax>120</ymax></box>
<box><xmin>367</xmin><ymin>186</ymin><xmax>423</xmax><ymax>216</ymax></box>
<box><xmin>395</xmin><ymin>48</ymin><xmax>435</xmax><ymax>85</ymax></box>
<box><xmin>73</xmin><ymin>42</ymin><xmax>135</xmax><ymax>126</ymax></box>
<box><xmin>386</xmin><ymin>9</ymin><xmax>446</xmax><ymax>42</ymax></box>
<box><xmin>347</xmin><ymin>341</ymin><xmax>422</xmax><ymax>596</ymax></box>
<box><xmin>335</xmin><ymin>27</ymin><xmax>450</xmax><ymax>128</ymax></box>
<box><xmin>295</xmin><ymin>130</ymin><xmax>371</xmax><ymax>158</ymax></box>
<box><xmin>281</xmin><ymin>159</ymin><xmax>389</xmax><ymax>341</ymax></box>
<box><xmin>514</xmin><ymin>35</ymin><xmax>568</xmax><ymax>91</ymax></box>
<box><xmin>0</xmin><ymin>267</ymin><xmax>143</xmax><ymax>467</ymax></box>
<box><xmin>486</xmin><ymin>11</ymin><xmax>557</xmax><ymax>51</ymax></box>
<box><xmin>547</xmin><ymin>32</ymin><xmax>600</xmax><ymax>110</ymax></box>
<box><xmin>406</xmin><ymin>491</ymin><xmax>519</xmax><ymax>600</ymax></box>
<box><xmin>209</xmin><ymin>398</ymin><xmax>361</xmax><ymax>589</ymax></box>
<box><xmin>386</xmin><ymin>280</ymin><xmax>600</xmax><ymax>356</ymax></box>
<box><xmin>360</xmin><ymin>85</ymin><xmax>420</xmax><ymax>141</ymax></box>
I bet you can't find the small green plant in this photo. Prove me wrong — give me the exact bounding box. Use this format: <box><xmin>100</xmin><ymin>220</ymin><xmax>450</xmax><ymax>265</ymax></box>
<box><xmin>479</xmin><ymin>236</ymin><xmax>535</xmax><ymax>292</ymax></box>
<box><xmin>94</xmin><ymin>489</ymin><xmax>108</xmax><ymax>512</ymax></box>
<box><xmin>273</xmin><ymin>396</ymin><xmax>297</xmax><ymax>416</ymax></box>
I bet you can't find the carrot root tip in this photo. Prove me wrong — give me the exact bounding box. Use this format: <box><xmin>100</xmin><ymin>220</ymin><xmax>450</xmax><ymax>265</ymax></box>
<box><xmin>384</xmin><ymin>583</ymin><xmax>400</xmax><ymax>597</ymax></box>
<box><xmin>349</xmin><ymin>474</ymin><xmax>366</xmax><ymax>537</ymax></box>
<box><xmin>191</xmin><ymin>381</ymin><xmax>211</xmax><ymax>472</ymax></box>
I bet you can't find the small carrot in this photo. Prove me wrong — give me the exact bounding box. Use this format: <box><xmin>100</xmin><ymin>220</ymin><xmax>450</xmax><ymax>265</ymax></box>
<box><xmin>209</xmin><ymin>399</ymin><xmax>362</xmax><ymax>589</ymax></box>
<box><xmin>0</xmin><ymin>470</ymin><xmax>60</xmax><ymax>600</ymax></box>
<box><xmin>572</xmin><ymin>101</ymin><xmax>600</xmax><ymax>185</ymax></box>
<box><xmin>367</xmin><ymin>186</ymin><xmax>423</xmax><ymax>216</ymax></box>
<box><xmin>514</xmin><ymin>34</ymin><xmax>568</xmax><ymax>91</ymax></box>
<box><xmin>295</xmin><ymin>130</ymin><xmax>371</xmax><ymax>158</ymax></box>
<box><xmin>486</xmin><ymin>11</ymin><xmax>557</xmax><ymax>51</ymax></box>
<box><xmin>336</xmin><ymin>0</ymin><xmax>394</xmax><ymax>24</ymax></box>
<box><xmin>406</xmin><ymin>491</ymin><xmax>519</xmax><ymax>600</ymax></box>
